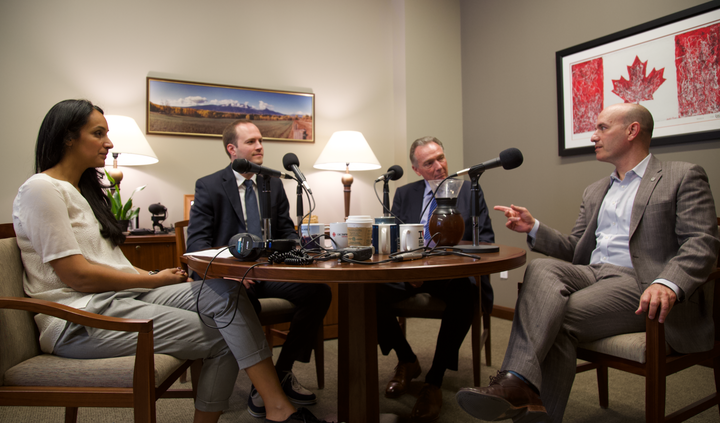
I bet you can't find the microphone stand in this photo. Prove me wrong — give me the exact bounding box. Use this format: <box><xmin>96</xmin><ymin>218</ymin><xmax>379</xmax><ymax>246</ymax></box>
<box><xmin>454</xmin><ymin>170</ymin><xmax>499</xmax><ymax>253</ymax></box>
<box><xmin>260</xmin><ymin>175</ymin><xmax>272</xmax><ymax>241</ymax></box>
<box><xmin>382</xmin><ymin>178</ymin><xmax>391</xmax><ymax>217</ymax></box>
<box><xmin>296</xmin><ymin>184</ymin><xmax>304</xmax><ymax>227</ymax></box>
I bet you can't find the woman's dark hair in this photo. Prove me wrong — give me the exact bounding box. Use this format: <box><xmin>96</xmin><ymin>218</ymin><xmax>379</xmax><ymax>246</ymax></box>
<box><xmin>36</xmin><ymin>99</ymin><xmax>125</xmax><ymax>246</ymax></box>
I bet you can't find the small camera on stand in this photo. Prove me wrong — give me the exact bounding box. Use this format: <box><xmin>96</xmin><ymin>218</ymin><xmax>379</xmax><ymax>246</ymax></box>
<box><xmin>149</xmin><ymin>203</ymin><xmax>168</xmax><ymax>234</ymax></box>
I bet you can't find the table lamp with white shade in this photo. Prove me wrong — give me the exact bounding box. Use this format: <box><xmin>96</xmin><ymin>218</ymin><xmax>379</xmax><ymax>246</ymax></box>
<box><xmin>313</xmin><ymin>131</ymin><xmax>381</xmax><ymax>220</ymax></box>
<box><xmin>104</xmin><ymin>115</ymin><xmax>158</xmax><ymax>187</ymax></box>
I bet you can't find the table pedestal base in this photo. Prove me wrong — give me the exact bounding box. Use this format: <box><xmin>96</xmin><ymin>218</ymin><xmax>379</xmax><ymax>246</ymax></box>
<box><xmin>338</xmin><ymin>283</ymin><xmax>379</xmax><ymax>423</ymax></box>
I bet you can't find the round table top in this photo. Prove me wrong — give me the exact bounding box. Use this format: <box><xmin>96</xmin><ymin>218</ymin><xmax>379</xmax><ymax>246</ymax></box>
<box><xmin>184</xmin><ymin>244</ymin><xmax>526</xmax><ymax>284</ymax></box>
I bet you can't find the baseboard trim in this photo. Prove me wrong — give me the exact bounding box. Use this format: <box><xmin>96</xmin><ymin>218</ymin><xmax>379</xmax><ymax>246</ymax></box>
<box><xmin>491</xmin><ymin>305</ymin><xmax>515</xmax><ymax>321</ymax></box>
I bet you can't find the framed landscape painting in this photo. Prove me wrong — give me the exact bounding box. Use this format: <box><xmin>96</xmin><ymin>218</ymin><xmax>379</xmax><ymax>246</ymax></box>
<box><xmin>556</xmin><ymin>1</ymin><xmax>720</xmax><ymax>156</ymax></box>
<box><xmin>146</xmin><ymin>77</ymin><xmax>315</xmax><ymax>142</ymax></box>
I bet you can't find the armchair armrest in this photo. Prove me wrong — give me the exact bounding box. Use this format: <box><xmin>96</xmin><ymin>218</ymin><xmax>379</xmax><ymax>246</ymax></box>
<box><xmin>0</xmin><ymin>297</ymin><xmax>152</xmax><ymax>333</ymax></box>
<box><xmin>0</xmin><ymin>296</ymin><xmax>156</xmax><ymax>398</ymax></box>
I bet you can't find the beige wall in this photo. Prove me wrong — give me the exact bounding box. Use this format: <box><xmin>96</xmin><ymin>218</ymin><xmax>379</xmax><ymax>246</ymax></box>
<box><xmin>0</xmin><ymin>0</ymin><xmax>466</xmax><ymax>231</ymax></box>
<box><xmin>403</xmin><ymin>0</ymin><xmax>464</xmax><ymax>178</ymax></box>
<box><xmin>460</xmin><ymin>0</ymin><xmax>720</xmax><ymax>308</ymax></box>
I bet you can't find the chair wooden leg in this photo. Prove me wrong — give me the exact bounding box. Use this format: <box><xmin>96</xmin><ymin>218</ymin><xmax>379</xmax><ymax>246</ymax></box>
<box><xmin>483</xmin><ymin>310</ymin><xmax>492</xmax><ymax>367</ymax></box>
<box><xmin>64</xmin><ymin>407</ymin><xmax>78</xmax><ymax>423</ymax></box>
<box><xmin>471</xmin><ymin>307</ymin><xmax>481</xmax><ymax>387</ymax></box>
<box><xmin>646</xmin><ymin>317</ymin><xmax>666</xmax><ymax>423</ymax></box>
<box><xmin>597</xmin><ymin>365</ymin><xmax>608</xmax><ymax>409</ymax></box>
<box><xmin>314</xmin><ymin>325</ymin><xmax>325</xmax><ymax>389</ymax></box>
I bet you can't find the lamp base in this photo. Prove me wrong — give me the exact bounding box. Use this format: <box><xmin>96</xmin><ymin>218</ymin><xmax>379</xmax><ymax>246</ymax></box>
<box><xmin>342</xmin><ymin>165</ymin><xmax>353</xmax><ymax>220</ymax></box>
<box><xmin>452</xmin><ymin>244</ymin><xmax>499</xmax><ymax>253</ymax></box>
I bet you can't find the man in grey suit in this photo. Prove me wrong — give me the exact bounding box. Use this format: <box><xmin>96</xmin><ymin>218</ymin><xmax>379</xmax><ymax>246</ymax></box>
<box><xmin>456</xmin><ymin>103</ymin><xmax>719</xmax><ymax>423</ymax></box>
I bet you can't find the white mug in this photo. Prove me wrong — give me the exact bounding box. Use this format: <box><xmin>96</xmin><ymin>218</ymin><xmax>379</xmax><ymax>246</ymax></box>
<box><xmin>329</xmin><ymin>222</ymin><xmax>348</xmax><ymax>248</ymax></box>
<box><xmin>399</xmin><ymin>223</ymin><xmax>424</xmax><ymax>251</ymax></box>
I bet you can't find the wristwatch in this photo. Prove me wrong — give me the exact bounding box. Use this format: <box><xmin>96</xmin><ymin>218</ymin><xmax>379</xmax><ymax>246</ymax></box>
<box><xmin>148</xmin><ymin>270</ymin><xmax>160</xmax><ymax>275</ymax></box>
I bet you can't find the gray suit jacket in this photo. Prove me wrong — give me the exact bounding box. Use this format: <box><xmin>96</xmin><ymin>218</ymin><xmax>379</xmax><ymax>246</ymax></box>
<box><xmin>533</xmin><ymin>156</ymin><xmax>719</xmax><ymax>353</ymax></box>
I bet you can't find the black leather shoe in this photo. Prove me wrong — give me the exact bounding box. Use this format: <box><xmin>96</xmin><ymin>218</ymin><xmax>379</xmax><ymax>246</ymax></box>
<box><xmin>385</xmin><ymin>359</ymin><xmax>421</xmax><ymax>398</ymax></box>
<box><xmin>456</xmin><ymin>371</ymin><xmax>550</xmax><ymax>423</ymax></box>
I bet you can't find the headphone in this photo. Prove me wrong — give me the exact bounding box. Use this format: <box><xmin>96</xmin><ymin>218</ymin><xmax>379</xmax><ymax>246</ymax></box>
<box><xmin>228</xmin><ymin>233</ymin><xmax>297</xmax><ymax>261</ymax></box>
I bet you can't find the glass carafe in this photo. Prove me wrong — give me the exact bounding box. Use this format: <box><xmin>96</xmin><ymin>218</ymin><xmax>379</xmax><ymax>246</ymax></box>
<box><xmin>427</xmin><ymin>179</ymin><xmax>464</xmax><ymax>246</ymax></box>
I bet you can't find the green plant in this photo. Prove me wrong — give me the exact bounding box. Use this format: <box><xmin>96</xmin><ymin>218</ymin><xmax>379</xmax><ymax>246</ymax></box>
<box><xmin>104</xmin><ymin>169</ymin><xmax>146</xmax><ymax>221</ymax></box>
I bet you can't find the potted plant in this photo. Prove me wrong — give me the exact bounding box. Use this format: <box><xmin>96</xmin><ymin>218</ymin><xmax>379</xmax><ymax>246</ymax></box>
<box><xmin>104</xmin><ymin>170</ymin><xmax>146</xmax><ymax>232</ymax></box>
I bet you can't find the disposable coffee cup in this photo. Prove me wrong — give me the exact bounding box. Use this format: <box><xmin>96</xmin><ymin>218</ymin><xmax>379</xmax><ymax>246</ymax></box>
<box><xmin>346</xmin><ymin>215</ymin><xmax>373</xmax><ymax>247</ymax></box>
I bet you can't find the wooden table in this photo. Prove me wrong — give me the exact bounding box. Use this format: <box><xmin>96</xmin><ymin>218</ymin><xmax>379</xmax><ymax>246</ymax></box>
<box><xmin>184</xmin><ymin>245</ymin><xmax>526</xmax><ymax>423</ymax></box>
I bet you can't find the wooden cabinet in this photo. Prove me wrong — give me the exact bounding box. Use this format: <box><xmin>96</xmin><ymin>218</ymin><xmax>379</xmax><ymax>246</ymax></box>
<box><xmin>119</xmin><ymin>234</ymin><xmax>177</xmax><ymax>271</ymax></box>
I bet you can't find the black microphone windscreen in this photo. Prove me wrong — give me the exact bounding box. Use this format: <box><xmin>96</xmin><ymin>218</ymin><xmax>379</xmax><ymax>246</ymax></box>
<box><xmin>282</xmin><ymin>153</ymin><xmax>300</xmax><ymax>171</ymax></box>
<box><xmin>499</xmin><ymin>148</ymin><xmax>523</xmax><ymax>170</ymax></box>
<box><xmin>148</xmin><ymin>203</ymin><xmax>166</xmax><ymax>214</ymax></box>
<box><xmin>232</xmin><ymin>159</ymin><xmax>252</xmax><ymax>173</ymax></box>
<box><xmin>388</xmin><ymin>165</ymin><xmax>403</xmax><ymax>180</ymax></box>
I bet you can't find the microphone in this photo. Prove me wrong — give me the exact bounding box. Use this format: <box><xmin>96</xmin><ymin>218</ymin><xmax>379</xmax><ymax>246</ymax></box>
<box><xmin>450</xmin><ymin>148</ymin><xmax>523</xmax><ymax>177</ymax></box>
<box><xmin>282</xmin><ymin>153</ymin><xmax>312</xmax><ymax>194</ymax></box>
<box><xmin>375</xmin><ymin>165</ymin><xmax>404</xmax><ymax>182</ymax></box>
<box><xmin>148</xmin><ymin>203</ymin><xmax>167</xmax><ymax>215</ymax></box>
<box><xmin>232</xmin><ymin>159</ymin><xmax>295</xmax><ymax>180</ymax></box>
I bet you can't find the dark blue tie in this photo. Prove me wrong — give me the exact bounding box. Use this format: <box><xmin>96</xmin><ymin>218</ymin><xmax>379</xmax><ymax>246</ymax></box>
<box><xmin>424</xmin><ymin>194</ymin><xmax>437</xmax><ymax>244</ymax></box>
<box><xmin>244</xmin><ymin>179</ymin><xmax>262</xmax><ymax>238</ymax></box>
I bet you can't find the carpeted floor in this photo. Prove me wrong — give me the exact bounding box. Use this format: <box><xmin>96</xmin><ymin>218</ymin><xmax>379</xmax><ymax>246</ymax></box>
<box><xmin>1</xmin><ymin>317</ymin><xmax>717</xmax><ymax>422</ymax></box>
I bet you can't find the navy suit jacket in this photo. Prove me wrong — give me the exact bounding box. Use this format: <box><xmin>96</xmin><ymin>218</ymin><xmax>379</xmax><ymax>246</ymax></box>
<box><xmin>186</xmin><ymin>164</ymin><xmax>298</xmax><ymax>253</ymax></box>
<box><xmin>390</xmin><ymin>179</ymin><xmax>495</xmax><ymax>311</ymax></box>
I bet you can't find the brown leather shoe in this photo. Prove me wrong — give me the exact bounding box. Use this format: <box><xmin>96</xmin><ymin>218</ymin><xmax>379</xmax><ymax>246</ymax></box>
<box><xmin>385</xmin><ymin>359</ymin><xmax>421</xmax><ymax>398</ymax></box>
<box><xmin>455</xmin><ymin>371</ymin><xmax>550</xmax><ymax>423</ymax></box>
<box><xmin>410</xmin><ymin>383</ymin><xmax>442</xmax><ymax>423</ymax></box>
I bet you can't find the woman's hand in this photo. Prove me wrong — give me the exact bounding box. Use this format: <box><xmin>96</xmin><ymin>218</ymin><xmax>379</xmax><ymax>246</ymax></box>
<box><xmin>152</xmin><ymin>267</ymin><xmax>188</xmax><ymax>287</ymax></box>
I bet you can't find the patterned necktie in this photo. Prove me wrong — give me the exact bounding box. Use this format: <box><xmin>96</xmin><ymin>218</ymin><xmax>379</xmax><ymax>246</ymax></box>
<box><xmin>243</xmin><ymin>179</ymin><xmax>262</xmax><ymax>237</ymax></box>
<box><xmin>424</xmin><ymin>194</ymin><xmax>437</xmax><ymax>244</ymax></box>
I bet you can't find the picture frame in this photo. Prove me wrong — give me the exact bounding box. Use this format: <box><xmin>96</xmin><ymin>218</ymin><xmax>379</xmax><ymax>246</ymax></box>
<box><xmin>146</xmin><ymin>77</ymin><xmax>315</xmax><ymax>142</ymax></box>
<box><xmin>184</xmin><ymin>194</ymin><xmax>194</xmax><ymax>220</ymax></box>
<box><xmin>556</xmin><ymin>1</ymin><xmax>720</xmax><ymax>156</ymax></box>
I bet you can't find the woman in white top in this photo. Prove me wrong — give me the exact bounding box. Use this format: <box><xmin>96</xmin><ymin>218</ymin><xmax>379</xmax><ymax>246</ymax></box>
<box><xmin>12</xmin><ymin>99</ymin><xmax>330</xmax><ymax>423</ymax></box>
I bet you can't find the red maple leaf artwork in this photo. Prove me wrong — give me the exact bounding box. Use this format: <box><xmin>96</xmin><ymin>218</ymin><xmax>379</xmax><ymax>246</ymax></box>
<box><xmin>611</xmin><ymin>56</ymin><xmax>666</xmax><ymax>103</ymax></box>
<box><xmin>675</xmin><ymin>23</ymin><xmax>720</xmax><ymax>117</ymax></box>
<box><xmin>572</xmin><ymin>58</ymin><xmax>604</xmax><ymax>134</ymax></box>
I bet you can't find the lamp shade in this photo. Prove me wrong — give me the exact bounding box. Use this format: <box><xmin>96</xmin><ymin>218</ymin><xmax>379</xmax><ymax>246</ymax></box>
<box><xmin>104</xmin><ymin>115</ymin><xmax>158</xmax><ymax>166</ymax></box>
<box><xmin>313</xmin><ymin>131</ymin><xmax>381</xmax><ymax>171</ymax></box>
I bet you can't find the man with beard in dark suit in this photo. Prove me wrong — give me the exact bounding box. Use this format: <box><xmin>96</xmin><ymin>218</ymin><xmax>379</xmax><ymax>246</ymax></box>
<box><xmin>376</xmin><ymin>136</ymin><xmax>495</xmax><ymax>423</ymax></box>
<box><xmin>186</xmin><ymin>120</ymin><xmax>331</xmax><ymax>419</ymax></box>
